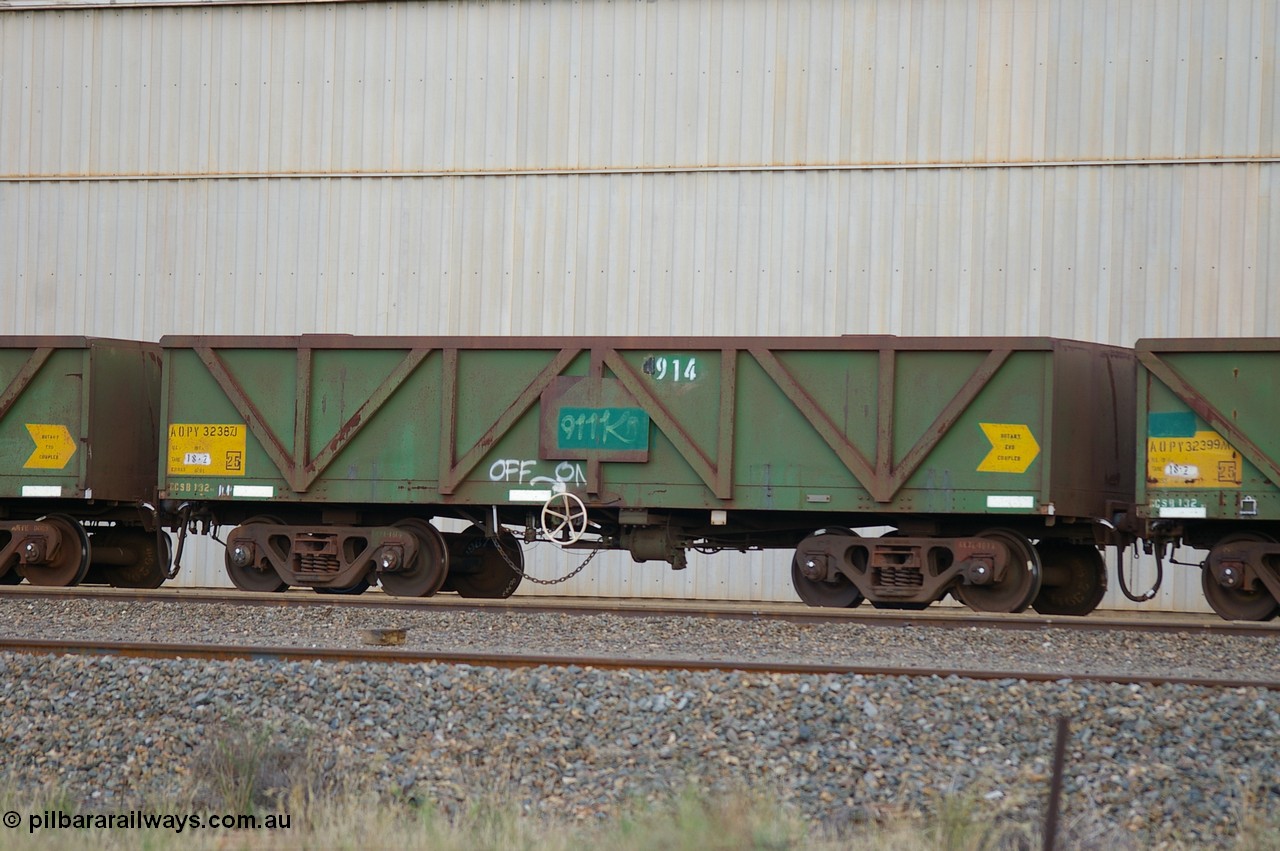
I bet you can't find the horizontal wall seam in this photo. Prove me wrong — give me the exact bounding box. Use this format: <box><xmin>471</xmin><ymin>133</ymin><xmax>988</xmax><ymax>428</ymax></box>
<box><xmin>1</xmin><ymin>157</ymin><xmax>1275</xmax><ymax>183</ymax></box>
<box><xmin>2</xmin><ymin>0</ymin><xmax>333</xmax><ymax>11</ymax></box>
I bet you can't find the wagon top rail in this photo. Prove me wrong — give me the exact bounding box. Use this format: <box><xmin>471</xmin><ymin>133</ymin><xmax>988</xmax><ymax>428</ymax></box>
<box><xmin>159</xmin><ymin>334</ymin><xmax>1131</xmax><ymax>353</ymax></box>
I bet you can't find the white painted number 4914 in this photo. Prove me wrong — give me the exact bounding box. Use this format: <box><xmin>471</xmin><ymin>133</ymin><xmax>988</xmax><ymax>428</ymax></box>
<box><xmin>652</xmin><ymin>357</ymin><xmax>697</xmax><ymax>382</ymax></box>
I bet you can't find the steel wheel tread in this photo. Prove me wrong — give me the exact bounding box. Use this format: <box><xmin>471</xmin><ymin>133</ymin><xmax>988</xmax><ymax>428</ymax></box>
<box><xmin>316</xmin><ymin>578</ymin><xmax>372</xmax><ymax>596</ymax></box>
<box><xmin>225</xmin><ymin>516</ymin><xmax>288</xmax><ymax>593</ymax></box>
<box><xmin>1031</xmin><ymin>542</ymin><xmax>1107</xmax><ymax>617</ymax></box>
<box><xmin>20</xmin><ymin>515</ymin><xmax>91</xmax><ymax>588</ymax></box>
<box><xmin>380</xmin><ymin>519</ymin><xmax>449</xmax><ymax>598</ymax></box>
<box><xmin>1203</xmin><ymin>532</ymin><xmax>1280</xmax><ymax>622</ymax></box>
<box><xmin>953</xmin><ymin>528</ymin><xmax>1042</xmax><ymax>614</ymax></box>
<box><xmin>791</xmin><ymin>528</ymin><xmax>864</xmax><ymax>609</ymax></box>
<box><xmin>448</xmin><ymin>526</ymin><xmax>524</xmax><ymax>599</ymax></box>
<box><xmin>91</xmin><ymin>527</ymin><xmax>172</xmax><ymax>590</ymax></box>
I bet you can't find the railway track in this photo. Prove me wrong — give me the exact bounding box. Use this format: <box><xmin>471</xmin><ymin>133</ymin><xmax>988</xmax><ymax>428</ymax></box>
<box><xmin>6</xmin><ymin>586</ymin><xmax>1278</xmax><ymax>689</ymax></box>
<box><xmin>4</xmin><ymin>584</ymin><xmax>1279</xmax><ymax>638</ymax></box>
<box><xmin>2</xmin><ymin>636</ymin><xmax>1278</xmax><ymax>691</ymax></box>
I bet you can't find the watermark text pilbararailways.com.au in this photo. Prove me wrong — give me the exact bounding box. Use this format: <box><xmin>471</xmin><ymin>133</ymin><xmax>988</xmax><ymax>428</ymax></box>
<box><xmin>4</xmin><ymin>810</ymin><xmax>291</xmax><ymax>834</ymax></box>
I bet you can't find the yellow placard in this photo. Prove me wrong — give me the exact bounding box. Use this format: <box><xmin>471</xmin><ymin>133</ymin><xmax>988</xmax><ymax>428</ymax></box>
<box><xmin>24</xmin><ymin>424</ymin><xmax>77</xmax><ymax>469</ymax></box>
<box><xmin>167</xmin><ymin>424</ymin><xmax>247</xmax><ymax>477</ymax></box>
<box><xmin>977</xmin><ymin>423</ymin><xmax>1040</xmax><ymax>474</ymax></box>
<box><xmin>1147</xmin><ymin>431</ymin><xmax>1240</xmax><ymax>488</ymax></box>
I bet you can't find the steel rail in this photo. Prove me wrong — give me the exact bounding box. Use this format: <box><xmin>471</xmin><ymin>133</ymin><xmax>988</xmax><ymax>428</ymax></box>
<box><xmin>1</xmin><ymin>637</ymin><xmax>1277</xmax><ymax>691</ymax></box>
<box><xmin>4</xmin><ymin>585</ymin><xmax>1279</xmax><ymax>638</ymax></box>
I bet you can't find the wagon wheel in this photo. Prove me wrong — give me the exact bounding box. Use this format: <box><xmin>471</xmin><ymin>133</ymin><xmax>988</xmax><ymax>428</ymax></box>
<box><xmin>379</xmin><ymin>519</ymin><xmax>449</xmax><ymax>598</ymax></box>
<box><xmin>1031</xmin><ymin>542</ymin><xmax>1107</xmax><ymax>616</ymax></box>
<box><xmin>541</xmin><ymin>492</ymin><xmax>589</xmax><ymax>546</ymax></box>
<box><xmin>90</xmin><ymin>527</ymin><xmax>172</xmax><ymax>589</ymax></box>
<box><xmin>790</xmin><ymin>528</ymin><xmax>864</xmax><ymax>608</ymax></box>
<box><xmin>315</xmin><ymin>577</ymin><xmax>371</xmax><ymax>596</ymax></box>
<box><xmin>0</xmin><ymin>562</ymin><xmax>22</xmax><ymax>585</ymax></box>
<box><xmin>953</xmin><ymin>528</ymin><xmax>1042</xmax><ymax>614</ymax></box>
<box><xmin>20</xmin><ymin>515</ymin><xmax>91</xmax><ymax>587</ymax></box>
<box><xmin>447</xmin><ymin>525</ymin><xmax>524</xmax><ymax>599</ymax></box>
<box><xmin>225</xmin><ymin>515</ymin><xmax>288</xmax><ymax>593</ymax></box>
<box><xmin>1202</xmin><ymin>532</ymin><xmax>1280</xmax><ymax>622</ymax></box>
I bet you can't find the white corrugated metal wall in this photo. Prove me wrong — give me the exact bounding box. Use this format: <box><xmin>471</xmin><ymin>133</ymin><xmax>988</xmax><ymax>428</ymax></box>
<box><xmin>3</xmin><ymin>1</ymin><xmax>1278</xmax><ymax>170</ymax></box>
<box><xmin>3</xmin><ymin>166</ymin><xmax>1278</xmax><ymax>340</ymax></box>
<box><xmin>2</xmin><ymin>0</ymin><xmax>1278</xmax><ymax>609</ymax></box>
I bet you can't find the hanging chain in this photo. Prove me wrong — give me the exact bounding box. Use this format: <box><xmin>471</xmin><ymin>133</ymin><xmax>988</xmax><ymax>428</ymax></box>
<box><xmin>492</xmin><ymin>532</ymin><xmax>605</xmax><ymax>586</ymax></box>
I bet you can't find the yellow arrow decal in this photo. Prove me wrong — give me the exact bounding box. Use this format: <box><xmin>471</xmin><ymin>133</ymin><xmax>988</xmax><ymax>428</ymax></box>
<box><xmin>24</xmin><ymin>424</ymin><xmax>78</xmax><ymax>470</ymax></box>
<box><xmin>977</xmin><ymin>423</ymin><xmax>1039</xmax><ymax>474</ymax></box>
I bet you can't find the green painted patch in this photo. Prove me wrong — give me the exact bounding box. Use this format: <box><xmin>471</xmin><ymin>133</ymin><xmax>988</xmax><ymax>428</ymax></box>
<box><xmin>1148</xmin><ymin>411</ymin><xmax>1197</xmax><ymax>438</ymax></box>
<box><xmin>557</xmin><ymin>407</ymin><xmax>649</xmax><ymax>451</ymax></box>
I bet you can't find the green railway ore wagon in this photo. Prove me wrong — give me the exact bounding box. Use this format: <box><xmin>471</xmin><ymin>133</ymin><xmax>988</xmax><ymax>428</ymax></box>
<box><xmin>0</xmin><ymin>337</ymin><xmax>167</xmax><ymax>588</ymax></box>
<box><xmin>159</xmin><ymin>335</ymin><xmax>1134</xmax><ymax>614</ymax></box>
<box><xmin>1136</xmin><ymin>338</ymin><xmax>1280</xmax><ymax>621</ymax></box>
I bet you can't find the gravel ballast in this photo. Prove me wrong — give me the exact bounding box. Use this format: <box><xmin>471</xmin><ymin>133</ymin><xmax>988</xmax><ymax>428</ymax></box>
<box><xmin>2</xmin><ymin>599</ymin><xmax>1278</xmax><ymax>847</ymax></box>
<box><xmin>1</xmin><ymin>597</ymin><xmax>1277</xmax><ymax>681</ymax></box>
<box><xmin>1</xmin><ymin>654</ymin><xmax>1277</xmax><ymax>847</ymax></box>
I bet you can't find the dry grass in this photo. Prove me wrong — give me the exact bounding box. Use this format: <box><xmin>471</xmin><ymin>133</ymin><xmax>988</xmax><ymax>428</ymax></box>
<box><xmin>1</xmin><ymin>788</ymin><xmax>1278</xmax><ymax>851</ymax></box>
<box><xmin>1</xmin><ymin>723</ymin><xmax>1277</xmax><ymax>850</ymax></box>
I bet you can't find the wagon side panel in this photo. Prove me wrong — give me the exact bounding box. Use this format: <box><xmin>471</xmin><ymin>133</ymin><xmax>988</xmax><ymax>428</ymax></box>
<box><xmin>0</xmin><ymin>340</ymin><xmax>91</xmax><ymax>502</ymax></box>
<box><xmin>1137</xmin><ymin>339</ymin><xmax>1280</xmax><ymax>531</ymax></box>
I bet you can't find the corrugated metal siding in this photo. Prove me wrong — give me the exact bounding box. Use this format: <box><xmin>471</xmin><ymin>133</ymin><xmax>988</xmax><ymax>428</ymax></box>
<box><xmin>3</xmin><ymin>166</ymin><xmax>1277</xmax><ymax>339</ymax></box>
<box><xmin>3</xmin><ymin>0</ymin><xmax>1279</xmax><ymax>175</ymax></box>
<box><xmin>3</xmin><ymin>0</ymin><xmax>1278</xmax><ymax>611</ymax></box>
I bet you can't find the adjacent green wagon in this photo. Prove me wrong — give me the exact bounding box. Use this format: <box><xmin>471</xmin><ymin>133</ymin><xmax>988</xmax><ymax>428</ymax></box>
<box><xmin>0</xmin><ymin>337</ymin><xmax>166</xmax><ymax>588</ymax></box>
<box><xmin>1136</xmin><ymin>338</ymin><xmax>1280</xmax><ymax>620</ymax></box>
